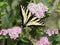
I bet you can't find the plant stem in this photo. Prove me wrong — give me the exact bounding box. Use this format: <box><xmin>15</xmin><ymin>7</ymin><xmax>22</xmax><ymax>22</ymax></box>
<box><xmin>26</xmin><ymin>26</ymin><xmax>28</xmax><ymax>38</ymax></box>
<box><xmin>15</xmin><ymin>41</ymin><xmax>17</xmax><ymax>45</ymax></box>
<box><xmin>26</xmin><ymin>26</ymin><xmax>30</xmax><ymax>39</ymax></box>
<box><xmin>2</xmin><ymin>38</ymin><xmax>5</xmax><ymax>45</ymax></box>
<box><xmin>25</xmin><ymin>26</ymin><xmax>31</xmax><ymax>40</ymax></box>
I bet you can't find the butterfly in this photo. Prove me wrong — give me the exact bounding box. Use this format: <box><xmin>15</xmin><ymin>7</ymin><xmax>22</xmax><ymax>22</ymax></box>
<box><xmin>21</xmin><ymin>6</ymin><xmax>43</xmax><ymax>27</ymax></box>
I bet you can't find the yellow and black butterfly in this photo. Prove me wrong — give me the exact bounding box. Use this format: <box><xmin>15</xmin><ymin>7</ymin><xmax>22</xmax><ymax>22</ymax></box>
<box><xmin>21</xmin><ymin>6</ymin><xmax>43</xmax><ymax>27</ymax></box>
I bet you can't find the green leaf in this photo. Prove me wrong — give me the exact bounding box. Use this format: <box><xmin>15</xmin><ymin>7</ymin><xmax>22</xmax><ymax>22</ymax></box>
<box><xmin>0</xmin><ymin>36</ymin><xmax>3</xmax><ymax>40</ymax></box>
<box><xmin>32</xmin><ymin>42</ymin><xmax>36</xmax><ymax>45</ymax></box>
<box><xmin>56</xmin><ymin>10</ymin><xmax>60</xmax><ymax>13</ymax></box>
<box><xmin>41</xmin><ymin>0</ymin><xmax>49</xmax><ymax>6</ymax></box>
<box><xmin>57</xmin><ymin>3</ymin><xmax>60</xmax><ymax>9</ymax></box>
<box><xmin>11</xmin><ymin>0</ymin><xmax>19</xmax><ymax>9</ymax></box>
<box><xmin>21</xmin><ymin>38</ymin><xmax>29</xmax><ymax>43</ymax></box>
<box><xmin>56</xmin><ymin>33</ymin><xmax>60</xmax><ymax>41</ymax></box>
<box><xmin>0</xmin><ymin>2</ymin><xmax>8</xmax><ymax>6</ymax></box>
<box><xmin>57</xmin><ymin>19</ymin><xmax>60</xmax><ymax>29</ymax></box>
<box><xmin>1</xmin><ymin>14</ymin><xmax>9</xmax><ymax>28</ymax></box>
<box><xmin>48</xmin><ymin>0</ymin><xmax>52</xmax><ymax>2</ymax></box>
<box><xmin>56</xmin><ymin>44</ymin><xmax>60</xmax><ymax>45</ymax></box>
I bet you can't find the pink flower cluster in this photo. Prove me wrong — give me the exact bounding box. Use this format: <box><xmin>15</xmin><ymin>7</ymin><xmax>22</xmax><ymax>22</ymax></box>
<box><xmin>27</xmin><ymin>2</ymin><xmax>48</xmax><ymax>18</ymax></box>
<box><xmin>7</xmin><ymin>26</ymin><xmax>22</xmax><ymax>39</ymax></box>
<box><xmin>36</xmin><ymin>37</ymin><xmax>50</xmax><ymax>45</ymax></box>
<box><xmin>0</xmin><ymin>26</ymin><xmax>22</xmax><ymax>39</ymax></box>
<box><xmin>44</xmin><ymin>29</ymin><xmax>58</xmax><ymax>36</ymax></box>
<box><xmin>0</xmin><ymin>29</ymin><xmax>8</xmax><ymax>36</ymax></box>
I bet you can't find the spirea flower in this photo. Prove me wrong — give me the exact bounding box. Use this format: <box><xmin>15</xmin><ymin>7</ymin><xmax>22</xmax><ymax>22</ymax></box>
<box><xmin>36</xmin><ymin>37</ymin><xmax>50</xmax><ymax>45</ymax></box>
<box><xmin>44</xmin><ymin>29</ymin><xmax>52</xmax><ymax>36</ymax></box>
<box><xmin>52</xmin><ymin>29</ymin><xmax>58</xmax><ymax>34</ymax></box>
<box><xmin>27</xmin><ymin>3</ymin><xmax>36</xmax><ymax>14</ymax></box>
<box><xmin>0</xmin><ymin>29</ymin><xmax>8</xmax><ymax>36</ymax></box>
<box><xmin>7</xmin><ymin>26</ymin><xmax>22</xmax><ymax>39</ymax></box>
<box><xmin>38</xmin><ymin>3</ymin><xmax>48</xmax><ymax>12</ymax></box>
<box><xmin>12</xmin><ymin>26</ymin><xmax>22</xmax><ymax>34</ymax></box>
<box><xmin>27</xmin><ymin>2</ymin><xmax>48</xmax><ymax>18</ymax></box>
<box><xmin>44</xmin><ymin>28</ymin><xmax>58</xmax><ymax>36</ymax></box>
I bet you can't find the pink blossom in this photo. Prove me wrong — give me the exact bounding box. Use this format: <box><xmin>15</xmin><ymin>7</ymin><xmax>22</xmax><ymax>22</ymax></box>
<box><xmin>27</xmin><ymin>2</ymin><xmax>48</xmax><ymax>18</ymax></box>
<box><xmin>53</xmin><ymin>29</ymin><xmax>58</xmax><ymax>34</ymax></box>
<box><xmin>36</xmin><ymin>37</ymin><xmax>50</xmax><ymax>45</ymax></box>
<box><xmin>38</xmin><ymin>3</ymin><xmax>48</xmax><ymax>12</ymax></box>
<box><xmin>7</xmin><ymin>26</ymin><xmax>22</xmax><ymax>39</ymax></box>
<box><xmin>44</xmin><ymin>28</ymin><xmax>58</xmax><ymax>36</ymax></box>
<box><xmin>35</xmin><ymin>6</ymin><xmax>45</xmax><ymax>18</ymax></box>
<box><xmin>27</xmin><ymin>3</ymin><xmax>36</xmax><ymax>14</ymax></box>
<box><xmin>12</xmin><ymin>26</ymin><xmax>22</xmax><ymax>34</ymax></box>
<box><xmin>9</xmin><ymin>33</ymin><xmax>19</xmax><ymax>39</ymax></box>
<box><xmin>36</xmin><ymin>41</ymin><xmax>41</xmax><ymax>45</ymax></box>
<box><xmin>35</xmin><ymin>11</ymin><xmax>44</xmax><ymax>18</ymax></box>
<box><xmin>44</xmin><ymin>29</ymin><xmax>52</xmax><ymax>36</ymax></box>
<box><xmin>0</xmin><ymin>29</ymin><xmax>8</xmax><ymax>35</ymax></box>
